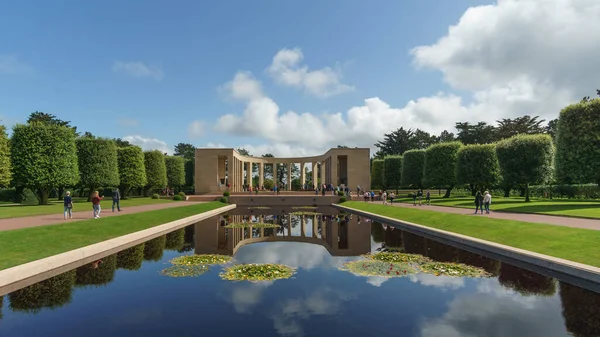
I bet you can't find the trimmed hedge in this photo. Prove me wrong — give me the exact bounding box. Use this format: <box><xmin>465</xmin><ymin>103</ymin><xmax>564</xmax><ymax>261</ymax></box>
<box><xmin>165</xmin><ymin>156</ymin><xmax>185</xmax><ymax>188</ymax></box>
<box><xmin>117</xmin><ymin>146</ymin><xmax>147</xmax><ymax>198</ymax></box>
<box><xmin>0</xmin><ymin>123</ymin><xmax>10</xmax><ymax>187</ymax></box>
<box><xmin>371</xmin><ymin>159</ymin><xmax>384</xmax><ymax>189</ymax></box>
<box><xmin>455</xmin><ymin>144</ymin><xmax>500</xmax><ymax>190</ymax></box>
<box><xmin>76</xmin><ymin>138</ymin><xmax>120</xmax><ymax>194</ymax></box>
<box><xmin>383</xmin><ymin>156</ymin><xmax>402</xmax><ymax>191</ymax></box>
<box><xmin>401</xmin><ymin>149</ymin><xmax>425</xmax><ymax>188</ymax></box>
<box><xmin>423</xmin><ymin>142</ymin><xmax>463</xmax><ymax>189</ymax></box>
<box><xmin>144</xmin><ymin>150</ymin><xmax>167</xmax><ymax>193</ymax></box>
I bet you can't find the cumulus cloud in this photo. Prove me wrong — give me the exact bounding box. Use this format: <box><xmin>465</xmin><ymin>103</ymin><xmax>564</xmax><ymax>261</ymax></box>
<box><xmin>0</xmin><ymin>54</ymin><xmax>32</xmax><ymax>74</ymax></box>
<box><xmin>112</xmin><ymin>61</ymin><xmax>164</xmax><ymax>81</ymax></box>
<box><xmin>187</xmin><ymin>120</ymin><xmax>205</xmax><ymax>139</ymax></box>
<box><xmin>267</xmin><ymin>48</ymin><xmax>354</xmax><ymax>97</ymax></box>
<box><xmin>123</xmin><ymin>135</ymin><xmax>170</xmax><ymax>154</ymax></box>
<box><xmin>212</xmin><ymin>0</ymin><xmax>598</xmax><ymax>158</ymax></box>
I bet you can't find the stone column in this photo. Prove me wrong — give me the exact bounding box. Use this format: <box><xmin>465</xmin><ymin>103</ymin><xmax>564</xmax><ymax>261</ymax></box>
<box><xmin>312</xmin><ymin>162</ymin><xmax>317</xmax><ymax>188</ymax></box>
<box><xmin>259</xmin><ymin>162</ymin><xmax>264</xmax><ymax>188</ymax></box>
<box><xmin>287</xmin><ymin>163</ymin><xmax>292</xmax><ymax>191</ymax></box>
<box><xmin>233</xmin><ymin>158</ymin><xmax>237</xmax><ymax>191</ymax></box>
<box><xmin>240</xmin><ymin>160</ymin><xmax>244</xmax><ymax>189</ymax></box>
<box><xmin>331</xmin><ymin>155</ymin><xmax>338</xmax><ymax>187</ymax></box>
<box><xmin>300</xmin><ymin>162</ymin><xmax>305</xmax><ymax>190</ymax></box>
<box><xmin>246</xmin><ymin>161</ymin><xmax>252</xmax><ymax>187</ymax></box>
<box><xmin>287</xmin><ymin>214</ymin><xmax>292</xmax><ymax>236</ymax></box>
<box><xmin>274</xmin><ymin>163</ymin><xmax>278</xmax><ymax>189</ymax></box>
<box><xmin>312</xmin><ymin>214</ymin><xmax>318</xmax><ymax>238</ymax></box>
<box><xmin>321</xmin><ymin>160</ymin><xmax>326</xmax><ymax>185</ymax></box>
<box><xmin>300</xmin><ymin>216</ymin><xmax>306</xmax><ymax>237</ymax></box>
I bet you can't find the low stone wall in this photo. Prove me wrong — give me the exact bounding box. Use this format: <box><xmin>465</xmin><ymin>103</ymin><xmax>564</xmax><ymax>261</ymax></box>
<box><xmin>334</xmin><ymin>204</ymin><xmax>600</xmax><ymax>292</ymax></box>
<box><xmin>0</xmin><ymin>204</ymin><xmax>236</xmax><ymax>296</ymax></box>
<box><xmin>229</xmin><ymin>195</ymin><xmax>340</xmax><ymax>207</ymax></box>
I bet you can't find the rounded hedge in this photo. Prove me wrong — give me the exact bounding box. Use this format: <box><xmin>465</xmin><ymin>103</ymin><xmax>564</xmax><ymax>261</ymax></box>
<box><xmin>0</xmin><ymin>123</ymin><xmax>10</xmax><ymax>187</ymax></box>
<box><xmin>383</xmin><ymin>156</ymin><xmax>402</xmax><ymax>190</ymax></box>
<box><xmin>496</xmin><ymin>134</ymin><xmax>554</xmax><ymax>190</ymax></box>
<box><xmin>423</xmin><ymin>142</ymin><xmax>463</xmax><ymax>188</ymax></box>
<box><xmin>117</xmin><ymin>146</ymin><xmax>147</xmax><ymax>195</ymax></box>
<box><xmin>165</xmin><ymin>155</ymin><xmax>185</xmax><ymax>188</ymax></box>
<box><xmin>151</xmin><ymin>193</ymin><xmax>160</xmax><ymax>199</ymax></box>
<box><xmin>144</xmin><ymin>150</ymin><xmax>167</xmax><ymax>189</ymax></box>
<box><xmin>455</xmin><ymin>144</ymin><xmax>500</xmax><ymax>189</ymax></box>
<box><xmin>555</xmin><ymin>99</ymin><xmax>600</xmax><ymax>184</ymax></box>
<box><xmin>76</xmin><ymin>138</ymin><xmax>120</xmax><ymax>190</ymax></box>
<box><xmin>173</xmin><ymin>194</ymin><xmax>183</xmax><ymax>201</ymax></box>
<box><xmin>401</xmin><ymin>149</ymin><xmax>425</xmax><ymax>188</ymax></box>
<box><xmin>371</xmin><ymin>159</ymin><xmax>384</xmax><ymax>189</ymax></box>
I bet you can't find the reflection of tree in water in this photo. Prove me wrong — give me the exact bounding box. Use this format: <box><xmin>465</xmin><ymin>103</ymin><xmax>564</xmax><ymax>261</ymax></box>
<box><xmin>177</xmin><ymin>225</ymin><xmax>195</xmax><ymax>253</ymax></box>
<box><xmin>165</xmin><ymin>228</ymin><xmax>185</xmax><ymax>250</ymax></box>
<box><xmin>456</xmin><ymin>250</ymin><xmax>500</xmax><ymax>276</ymax></box>
<box><xmin>425</xmin><ymin>239</ymin><xmax>458</xmax><ymax>263</ymax></box>
<box><xmin>0</xmin><ymin>296</ymin><xmax>3</xmax><ymax>319</ymax></box>
<box><xmin>498</xmin><ymin>263</ymin><xmax>556</xmax><ymax>296</ymax></box>
<box><xmin>383</xmin><ymin>226</ymin><xmax>403</xmax><ymax>251</ymax></box>
<box><xmin>117</xmin><ymin>244</ymin><xmax>145</xmax><ymax>270</ymax></box>
<box><xmin>144</xmin><ymin>235</ymin><xmax>166</xmax><ymax>261</ymax></box>
<box><xmin>560</xmin><ymin>282</ymin><xmax>600</xmax><ymax>337</ymax></box>
<box><xmin>9</xmin><ymin>269</ymin><xmax>76</xmax><ymax>313</ymax></box>
<box><xmin>371</xmin><ymin>222</ymin><xmax>385</xmax><ymax>243</ymax></box>
<box><xmin>76</xmin><ymin>254</ymin><xmax>118</xmax><ymax>287</ymax></box>
<box><xmin>401</xmin><ymin>231</ymin><xmax>427</xmax><ymax>255</ymax></box>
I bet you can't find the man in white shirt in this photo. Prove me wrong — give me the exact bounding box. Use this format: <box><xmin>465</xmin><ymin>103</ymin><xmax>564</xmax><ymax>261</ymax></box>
<box><xmin>483</xmin><ymin>191</ymin><xmax>492</xmax><ymax>214</ymax></box>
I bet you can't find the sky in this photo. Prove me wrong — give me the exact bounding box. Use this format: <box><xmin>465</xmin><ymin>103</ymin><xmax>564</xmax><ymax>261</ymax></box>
<box><xmin>1</xmin><ymin>0</ymin><xmax>599</xmax><ymax>157</ymax></box>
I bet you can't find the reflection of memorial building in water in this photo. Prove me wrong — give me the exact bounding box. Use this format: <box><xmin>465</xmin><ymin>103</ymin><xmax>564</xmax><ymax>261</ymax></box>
<box><xmin>194</xmin><ymin>213</ymin><xmax>371</xmax><ymax>256</ymax></box>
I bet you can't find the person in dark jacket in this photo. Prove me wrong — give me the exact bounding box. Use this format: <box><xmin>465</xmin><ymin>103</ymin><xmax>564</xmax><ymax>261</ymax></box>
<box><xmin>474</xmin><ymin>191</ymin><xmax>483</xmax><ymax>214</ymax></box>
<box><xmin>112</xmin><ymin>188</ymin><xmax>121</xmax><ymax>212</ymax></box>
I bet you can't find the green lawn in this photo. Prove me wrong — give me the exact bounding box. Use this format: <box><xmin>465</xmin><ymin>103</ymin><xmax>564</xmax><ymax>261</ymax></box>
<box><xmin>343</xmin><ymin>201</ymin><xmax>600</xmax><ymax>268</ymax></box>
<box><xmin>0</xmin><ymin>196</ymin><xmax>174</xmax><ymax>219</ymax></box>
<box><xmin>0</xmin><ymin>201</ymin><xmax>226</xmax><ymax>270</ymax></box>
<box><xmin>390</xmin><ymin>196</ymin><xmax>600</xmax><ymax>219</ymax></box>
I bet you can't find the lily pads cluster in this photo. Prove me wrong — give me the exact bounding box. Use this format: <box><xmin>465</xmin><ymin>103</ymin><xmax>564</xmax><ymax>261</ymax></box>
<box><xmin>289</xmin><ymin>211</ymin><xmax>322</xmax><ymax>216</ymax></box>
<box><xmin>340</xmin><ymin>252</ymin><xmax>491</xmax><ymax>278</ymax></box>
<box><xmin>220</xmin><ymin>263</ymin><xmax>295</xmax><ymax>282</ymax></box>
<box><xmin>291</xmin><ymin>206</ymin><xmax>317</xmax><ymax>210</ymax></box>
<box><xmin>224</xmin><ymin>222</ymin><xmax>281</xmax><ymax>229</ymax></box>
<box><xmin>160</xmin><ymin>254</ymin><xmax>232</xmax><ymax>278</ymax></box>
<box><xmin>248</xmin><ymin>206</ymin><xmax>271</xmax><ymax>209</ymax></box>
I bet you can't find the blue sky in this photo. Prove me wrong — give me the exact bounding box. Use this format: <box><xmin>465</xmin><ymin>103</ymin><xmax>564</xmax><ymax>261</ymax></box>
<box><xmin>1</xmin><ymin>0</ymin><xmax>595</xmax><ymax>157</ymax></box>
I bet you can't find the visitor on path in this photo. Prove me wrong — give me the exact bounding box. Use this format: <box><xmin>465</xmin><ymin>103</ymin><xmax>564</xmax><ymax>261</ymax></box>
<box><xmin>417</xmin><ymin>189</ymin><xmax>423</xmax><ymax>206</ymax></box>
<box><xmin>370</xmin><ymin>191</ymin><xmax>375</xmax><ymax>202</ymax></box>
<box><xmin>357</xmin><ymin>186</ymin><xmax>361</xmax><ymax>195</ymax></box>
<box><xmin>382</xmin><ymin>190</ymin><xmax>388</xmax><ymax>205</ymax></box>
<box><xmin>64</xmin><ymin>191</ymin><xmax>74</xmax><ymax>220</ymax></box>
<box><xmin>483</xmin><ymin>191</ymin><xmax>492</xmax><ymax>214</ymax></box>
<box><xmin>412</xmin><ymin>192</ymin><xmax>417</xmax><ymax>206</ymax></box>
<box><xmin>389</xmin><ymin>192</ymin><xmax>395</xmax><ymax>204</ymax></box>
<box><xmin>364</xmin><ymin>191</ymin><xmax>369</xmax><ymax>202</ymax></box>
<box><xmin>92</xmin><ymin>191</ymin><xmax>103</xmax><ymax>219</ymax></box>
<box><xmin>474</xmin><ymin>191</ymin><xmax>483</xmax><ymax>214</ymax></box>
<box><xmin>112</xmin><ymin>188</ymin><xmax>121</xmax><ymax>212</ymax></box>
<box><xmin>426</xmin><ymin>189</ymin><xmax>431</xmax><ymax>205</ymax></box>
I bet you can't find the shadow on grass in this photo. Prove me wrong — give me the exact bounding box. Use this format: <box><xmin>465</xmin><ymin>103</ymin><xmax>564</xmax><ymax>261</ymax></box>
<box><xmin>499</xmin><ymin>203</ymin><xmax>600</xmax><ymax>215</ymax></box>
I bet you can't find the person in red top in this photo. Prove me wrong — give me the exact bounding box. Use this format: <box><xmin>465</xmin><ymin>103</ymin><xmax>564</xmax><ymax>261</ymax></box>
<box><xmin>92</xmin><ymin>190</ymin><xmax>103</xmax><ymax>219</ymax></box>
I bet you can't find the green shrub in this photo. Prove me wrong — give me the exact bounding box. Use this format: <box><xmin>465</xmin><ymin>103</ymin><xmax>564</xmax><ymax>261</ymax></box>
<box><xmin>339</xmin><ymin>197</ymin><xmax>347</xmax><ymax>203</ymax></box>
<box><xmin>401</xmin><ymin>149</ymin><xmax>426</xmax><ymax>188</ymax></box>
<box><xmin>0</xmin><ymin>122</ymin><xmax>10</xmax><ymax>188</ymax></box>
<box><xmin>144</xmin><ymin>150</ymin><xmax>167</xmax><ymax>195</ymax></box>
<box><xmin>371</xmin><ymin>159</ymin><xmax>384</xmax><ymax>189</ymax></box>
<box><xmin>117</xmin><ymin>146</ymin><xmax>147</xmax><ymax>199</ymax></box>
<box><xmin>223</xmin><ymin>191</ymin><xmax>230</xmax><ymax>197</ymax></box>
<box><xmin>173</xmin><ymin>195</ymin><xmax>183</xmax><ymax>201</ymax></box>
<box><xmin>164</xmin><ymin>156</ymin><xmax>185</xmax><ymax>189</ymax></box>
<box><xmin>76</xmin><ymin>138</ymin><xmax>120</xmax><ymax>196</ymax></box>
<box><xmin>423</xmin><ymin>142</ymin><xmax>463</xmax><ymax>195</ymax></box>
<box><xmin>178</xmin><ymin>191</ymin><xmax>186</xmax><ymax>197</ymax></box>
<box><xmin>219</xmin><ymin>196</ymin><xmax>228</xmax><ymax>203</ymax></box>
<box><xmin>455</xmin><ymin>144</ymin><xmax>500</xmax><ymax>190</ymax></box>
<box><xmin>383</xmin><ymin>156</ymin><xmax>402</xmax><ymax>190</ymax></box>
<box><xmin>151</xmin><ymin>193</ymin><xmax>159</xmax><ymax>199</ymax></box>
<box><xmin>337</xmin><ymin>190</ymin><xmax>345</xmax><ymax>196</ymax></box>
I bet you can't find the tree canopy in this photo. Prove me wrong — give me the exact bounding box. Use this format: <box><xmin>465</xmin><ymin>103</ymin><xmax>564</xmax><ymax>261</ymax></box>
<box><xmin>375</xmin><ymin>127</ymin><xmax>437</xmax><ymax>157</ymax></box>
<box><xmin>144</xmin><ymin>150</ymin><xmax>167</xmax><ymax>192</ymax></box>
<box><xmin>383</xmin><ymin>156</ymin><xmax>402</xmax><ymax>191</ymax></box>
<box><xmin>117</xmin><ymin>146</ymin><xmax>147</xmax><ymax>197</ymax></box>
<box><xmin>455</xmin><ymin>144</ymin><xmax>501</xmax><ymax>190</ymax></box>
<box><xmin>76</xmin><ymin>138</ymin><xmax>120</xmax><ymax>194</ymax></box>
<box><xmin>401</xmin><ymin>149</ymin><xmax>425</xmax><ymax>188</ymax></box>
<box><xmin>174</xmin><ymin>143</ymin><xmax>195</xmax><ymax>160</ymax></box>
<box><xmin>26</xmin><ymin>111</ymin><xmax>77</xmax><ymax>135</ymax></box>
<box><xmin>423</xmin><ymin>141</ymin><xmax>463</xmax><ymax>195</ymax></box>
<box><xmin>371</xmin><ymin>159</ymin><xmax>384</xmax><ymax>189</ymax></box>
<box><xmin>165</xmin><ymin>156</ymin><xmax>186</xmax><ymax>188</ymax></box>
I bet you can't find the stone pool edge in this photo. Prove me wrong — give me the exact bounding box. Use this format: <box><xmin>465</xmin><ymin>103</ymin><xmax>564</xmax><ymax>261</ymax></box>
<box><xmin>0</xmin><ymin>204</ymin><xmax>236</xmax><ymax>296</ymax></box>
<box><xmin>333</xmin><ymin>204</ymin><xmax>600</xmax><ymax>286</ymax></box>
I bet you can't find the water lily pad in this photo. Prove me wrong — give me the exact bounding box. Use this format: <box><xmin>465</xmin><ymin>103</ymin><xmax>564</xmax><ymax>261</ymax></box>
<box><xmin>160</xmin><ymin>265</ymin><xmax>210</xmax><ymax>278</ymax></box>
<box><xmin>369</xmin><ymin>252</ymin><xmax>431</xmax><ymax>265</ymax></box>
<box><xmin>170</xmin><ymin>254</ymin><xmax>232</xmax><ymax>266</ymax></box>
<box><xmin>224</xmin><ymin>222</ymin><xmax>281</xmax><ymax>229</ymax></box>
<box><xmin>420</xmin><ymin>262</ymin><xmax>491</xmax><ymax>277</ymax></box>
<box><xmin>248</xmin><ymin>206</ymin><xmax>271</xmax><ymax>209</ymax></box>
<box><xmin>220</xmin><ymin>263</ymin><xmax>295</xmax><ymax>282</ymax></box>
<box><xmin>291</xmin><ymin>206</ymin><xmax>317</xmax><ymax>209</ymax></box>
<box><xmin>289</xmin><ymin>211</ymin><xmax>322</xmax><ymax>216</ymax></box>
<box><xmin>341</xmin><ymin>260</ymin><xmax>417</xmax><ymax>277</ymax></box>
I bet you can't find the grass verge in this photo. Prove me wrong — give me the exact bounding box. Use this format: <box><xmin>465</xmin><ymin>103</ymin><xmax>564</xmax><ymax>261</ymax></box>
<box><xmin>0</xmin><ymin>201</ymin><xmax>226</xmax><ymax>270</ymax></box>
<box><xmin>343</xmin><ymin>201</ymin><xmax>600</xmax><ymax>268</ymax></box>
<box><xmin>390</xmin><ymin>196</ymin><xmax>600</xmax><ymax>219</ymax></box>
<box><xmin>0</xmin><ymin>197</ymin><xmax>174</xmax><ymax>219</ymax></box>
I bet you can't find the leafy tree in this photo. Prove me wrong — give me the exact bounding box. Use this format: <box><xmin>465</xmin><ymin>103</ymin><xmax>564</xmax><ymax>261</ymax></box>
<box><xmin>117</xmin><ymin>146</ymin><xmax>147</xmax><ymax>198</ymax></box>
<box><xmin>260</xmin><ymin>153</ymin><xmax>298</xmax><ymax>186</ymax></box>
<box><xmin>437</xmin><ymin>130</ymin><xmax>456</xmax><ymax>142</ymax></box>
<box><xmin>495</xmin><ymin>115</ymin><xmax>546</xmax><ymax>140</ymax></box>
<box><xmin>27</xmin><ymin>111</ymin><xmax>78</xmax><ymax>134</ymax></box>
<box><xmin>496</xmin><ymin>134</ymin><xmax>554</xmax><ymax>202</ymax></box>
<box><xmin>113</xmin><ymin>138</ymin><xmax>132</xmax><ymax>147</ymax></box>
<box><xmin>143</xmin><ymin>150</ymin><xmax>167</xmax><ymax>195</ymax></box>
<box><xmin>545</xmin><ymin>118</ymin><xmax>558</xmax><ymax>141</ymax></box>
<box><xmin>10</xmin><ymin>123</ymin><xmax>79</xmax><ymax>204</ymax></box>
<box><xmin>76</xmin><ymin>138</ymin><xmax>120</xmax><ymax>199</ymax></box>
<box><xmin>371</xmin><ymin>159</ymin><xmax>384</xmax><ymax>189</ymax></box>
<box><xmin>0</xmin><ymin>122</ymin><xmax>10</xmax><ymax>187</ymax></box>
<box><xmin>383</xmin><ymin>156</ymin><xmax>402</xmax><ymax>191</ymax></box>
<box><xmin>455</xmin><ymin>144</ymin><xmax>501</xmax><ymax>192</ymax></box>
<box><xmin>375</xmin><ymin>127</ymin><xmax>437</xmax><ymax>156</ymax></box>
<box><xmin>262</xmin><ymin>153</ymin><xmax>274</xmax><ymax>179</ymax></box>
<box><xmin>174</xmin><ymin>143</ymin><xmax>195</xmax><ymax>160</ymax></box>
<box><xmin>164</xmin><ymin>156</ymin><xmax>185</xmax><ymax>189</ymax></box>
<box><xmin>555</xmin><ymin>98</ymin><xmax>600</xmax><ymax>185</ymax></box>
<box><xmin>8</xmin><ymin>270</ymin><xmax>76</xmax><ymax>313</ymax></box>
<box><xmin>337</xmin><ymin>145</ymin><xmax>349</xmax><ymax>148</ymax></box>
<box><xmin>401</xmin><ymin>149</ymin><xmax>426</xmax><ymax>188</ymax></box>
<box><xmin>455</xmin><ymin>121</ymin><xmax>497</xmax><ymax>145</ymax></box>
<box><xmin>423</xmin><ymin>141</ymin><xmax>463</xmax><ymax>198</ymax></box>
<box><xmin>237</xmin><ymin>148</ymin><xmax>250</xmax><ymax>156</ymax></box>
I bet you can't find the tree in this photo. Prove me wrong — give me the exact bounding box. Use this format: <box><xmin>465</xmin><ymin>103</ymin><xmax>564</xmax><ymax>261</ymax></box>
<box><xmin>113</xmin><ymin>138</ymin><xmax>132</xmax><ymax>147</ymax></box>
<box><xmin>455</xmin><ymin>121</ymin><xmax>497</xmax><ymax>145</ymax></box>
<box><xmin>0</xmin><ymin>122</ymin><xmax>10</xmax><ymax>187</ymax></box>
<box><xmin>337</xmin><ymin>145</ymin><xmax>349</xmax><ymax>148</ymax></box>
<box><xmin>555</xmin><ymin>98</ymin><xmax>600</xmax><ymax>185</ymax></box>
<box><xmin>174</xmin><ymin>143</ymin><xmax>195</xmax><ymax>160</ymax></box>
<box><xmin>27</xmin><ymin>111</ymin><xmax>77</xmax><ymax>134</ymax></box>
<box><xmin>383</xmin><ymin>156</ymin><xmax>402</xmax><ymax>191</ymax></box>
<box><xmin>237</xmin><ymin>148</ymin><xmax>250</xmax><ymax>156</ymax></box>
<box><xmin>455</xmin><ymin>144</ymin><xmax>501</xmax><ymax>192</ymax></box>
<box><xmin>545</xmin><ymin>118</ymin><xmax>558</xmax><ymax>141</ymax></box>
<box><xmin>165</xmin><ymin>156</ymin><xmax>185</xmax><ymax>190</ymax></box>
<box><xmin>495</xmin><ymin>115</ymin><xmax>546</xmax><ymax>140</ymax></box>
<box><xmin>10</xmin><ymin>123</ymin><xmax>79</xmax><ymax>204</ymax></box>
<box><xmin>143</xmin><ymin>150</ymin><xmax>167</xmax><ymax>195</ymax></box>
<box><xmin>423</xmin><ymin>142</ymin><xmax>463</xmax><ymax>198</ymax></box>
<box><xmin>437</xmin><ymin>130</ymin><xmax>456</xmax><ymax>142</ymax></box>
<box><xmin>375</xmin><ymin>127</ymin><xmax>437</xmax><ymax>156</ymax></box>
<box><xmin>401</xmin><ymin>149</ymin><xmax>425</xmax><ymax>188</ymax></box>
<box><xmin>75</xmin><ymin>138</ymin><xmax>120</xmax><ymax>199</ymax></box>
<box><xmin>262</xmin><ymin>153</ymin><xmax>274</xmax><ymax>179</ymax></box>
<box><xmin>496</xmin><ymin>134</ymin><xmax>554</xmax><ymax>202</ymax></box>
<box><xmin>117</xmin><ymin>146</ymin><xmax>147</xmax><ymax>198</ymax></box>
<box><xmin>371</xmin><ymin>159</ymin><xmax>384</xmax><ymax>190</ymax></box>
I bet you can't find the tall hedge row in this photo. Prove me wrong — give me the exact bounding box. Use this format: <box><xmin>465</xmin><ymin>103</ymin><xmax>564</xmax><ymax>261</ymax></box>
<box><xmin>371</xmin><ymin>159</ymin><xmax>384</xmax><ymax>189</ymax></box>
<box><xmin>165</xmin><ymin>156</ymin><xmax>185</xmax><ymax>188</ymax></box>
<box><xmin>383</xmin><ymin>156</ymin><xmax>402</xmax><ymax>191</ymax></box>
<box><xmin>117</xmin><ymin>146</ymin><xmax>147</xmax><ymax>197</ymax></box>
<box><xmin>423</xmin><ymin>142</ymin><xmax>462</xmax><ymax>193</ymax></box>
<box><xmin>401</xmin><ymin>149</ymin><xmax>425</xmax><ymax>188</ymax></box>
<box><xmin>76</xmin><ymin>138</ymin><xmax>120</xmax><ymax>196</ymax></box>
<box><xmin>455</xmin><ymin>144</ymin><xmax>500</xmax><ymax>190</ymax></box>
<box><xmin>143</xmin><ymin>150</ymin><xmax>167</xmax><ymax>194</ymax></box>
<box><xmin>0</xmin><ymin>123</ymin><xmax>10</xmax><ymax>187</ymax></box>
<box><xmin>555</xmin><ymin>99</ymin><xmax>600</xmax><ymax>185</ymax></box>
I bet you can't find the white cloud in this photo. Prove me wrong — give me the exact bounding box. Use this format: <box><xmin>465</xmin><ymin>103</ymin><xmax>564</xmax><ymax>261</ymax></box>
<box><xmin>118</xmin><ymin>118</ymin><xmax>139</xmax><ymax>127</ymax></box>
<box><xmin>267</xmin><ymin>48</ymin><xmax>354</xmax><ymax>98</ymax></box>
<box><xmin>112</xmin><ymin>61</ymin><xmax>164</xmax><ymax>81</ymax></box>
<box><xmin>212</xmin><ymin>1</ymin><xmax>599</xmax><ymax>158</ymax></box>
<box><xmin>123</xmin><ymin>135</ymin><xmax>170</xmax><ymax>154</ymax></box>
<box><xmin>0</xmin><ymin>55</ymin><xmax>32</xmax><ymax>74</ymax></box>
<box><xmin>187</xmin><ymin>120</ymin><xmax>205</xmax><ymax>139</ymax></box>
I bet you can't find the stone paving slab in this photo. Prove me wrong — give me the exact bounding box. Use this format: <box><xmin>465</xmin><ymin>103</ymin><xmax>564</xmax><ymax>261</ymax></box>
<box><xmin>0</xmin><ymin>201</ymin><xmax>205</xmax><ymax>231</ymax></box>
<box><xmin>360</xmin><ymin>200</ymin><xmax>600</xmax><ymax>230</ymax></box>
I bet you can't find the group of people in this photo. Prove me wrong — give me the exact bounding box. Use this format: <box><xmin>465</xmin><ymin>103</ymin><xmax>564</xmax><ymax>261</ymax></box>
<box><xmin>62</xmin><ymin>188</ymin><xmax>122</xmax><ymax>220</ymax></box>
<box><xmin>474</xmin><ymin>190</ymin><xmax>492</xmax><ymax>214</ymax></box>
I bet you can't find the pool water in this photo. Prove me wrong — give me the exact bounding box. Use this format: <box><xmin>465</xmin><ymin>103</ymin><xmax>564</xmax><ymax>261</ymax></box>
<box><xmin>0</xmin><ymin>209</ymin><xmax>598</xmax><ymax>337</ymax></box>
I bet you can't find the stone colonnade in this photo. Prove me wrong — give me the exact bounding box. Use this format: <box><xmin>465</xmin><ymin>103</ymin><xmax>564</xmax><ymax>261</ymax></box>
<box><xmin>226</xmin><ymin>159</ymin><xmax>327</xmax><ymax>191</ymax></box>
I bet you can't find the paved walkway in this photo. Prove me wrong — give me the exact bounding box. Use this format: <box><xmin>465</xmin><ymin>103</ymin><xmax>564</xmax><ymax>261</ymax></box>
<box><xmin>0</xmin><ymin>202</ymin><xmax>204</xmax><ymax>231</ymax></box>
<box><xmin>364</xmin><ymin>200</ymin><xmax>600</xmax><ymax>231</ymax></box>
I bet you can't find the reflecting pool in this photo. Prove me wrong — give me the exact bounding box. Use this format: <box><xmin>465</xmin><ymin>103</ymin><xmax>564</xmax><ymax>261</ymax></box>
<box><xmin>0</xmin><ymin>207</ymin><xmax>598</xmax><ymax>336</ymax></box>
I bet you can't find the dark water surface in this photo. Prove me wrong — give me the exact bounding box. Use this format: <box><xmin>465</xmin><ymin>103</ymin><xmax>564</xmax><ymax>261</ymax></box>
<box><xmin>0</xmin><ymin>208</ymin><xmax>598</xmax><ymax>337</ymax></box>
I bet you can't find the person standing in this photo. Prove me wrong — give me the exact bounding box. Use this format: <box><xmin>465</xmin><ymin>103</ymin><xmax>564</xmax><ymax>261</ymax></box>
<box><xmin>64</xmin><ymin>191</ymin><xmax>74</xmax><ymax>220</ymax></box>
<box><xmin>426</xmin><ymin>189</ymin><xmax>431</xmax><ymax>205</ymax></box>
<box><xmin>389</xmin><ymin>191</ymin><xmax>395</xmax><ymax>204</ymax></box>
<box><xmin>474</xmin><ymin>191</ymin><xmax>483</xmax><ymax>214</ymax></box>
<box><xmin>382</xmin><ymin>190</ymin><xmax>388</xmax><ymax>205</ymax></box>
<box><xmin>112</xmin><ymin>188</ymin><xmax>121</xmax><ymax>212</ymax></box>
<box><xmin>92</xmin><ymin>191</ymin><xmax>103</xmax><ymax>219</ymax></box>
<box><xmin>483</xmin><ymin>191</ymin><xmax>492</xmax><ymax>214</ymax></box>
<box><xmin>417</xmin><ymin>189</ymin><xmax>423</xmax><ymax>206</ymax></box>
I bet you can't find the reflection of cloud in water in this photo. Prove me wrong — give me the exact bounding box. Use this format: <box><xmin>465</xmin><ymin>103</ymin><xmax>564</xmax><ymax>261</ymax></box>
<box><xmin>475</xmin><ymin>278</ymin><xmax>541</xmax><ymax>309</ymax></box>
<box><xmin>233</xmin><ymin>242</ymin><xmax>351</xmax><ymax>270</ymax></box>
<box><xmin>367</xmin><ymin>276</ymin><xmax>388</xmax><ymax>287</ymax></box>
<box><xmin>421</xmin><ymin>280</ymin><xmax>567</xmax><ymax>337</ymax></box>
<box><xmin>409</xmin><ymin>274</ymin><xmax>465</xmax><ymax>290</ymax></box>
<box><xmin>227</xmin><ymin>282</ymin><xmax>273</xmax><ymax>313</ymax></box>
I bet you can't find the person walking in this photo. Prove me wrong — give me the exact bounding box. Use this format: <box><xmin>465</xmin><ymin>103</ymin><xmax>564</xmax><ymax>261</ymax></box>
<box><xmin>483</xmin><ymin>191</ymin><xmax>492</xmax><ymax>214</ymax></box>
<box><xmin>417</xmin><ymin>189</ymin><xmax>423</xmax><ymax>206</ymax></box>
<box><xmin>412</xmin><ymin>192</ymin><xmax>417</xmax><ymax>206</ymax></box>
<box><xmin>389</xmin><ymin>192</ymin><xmax>395</xmax><ymax>204</ymax></box>
<box><xmin>474</xmin><ymin>191</ymin><xmax>483</xmax><ymax>214</ymax></box>
<box><xmin>64</xmin><ymin>191</ymin><xmax>74</xmax><ymax>220</ymax></box>
<box><xmin>382</xmin><ymin>190</ymin><xmax>388</xmax><ymax>205</ymax></box>
<box><xmin>112</xmin><ymin>188</ymin><xmax>121</xmax><ymax>212</ymax></box>
<box><xmin>426</xmin><ymin>189</ymin><xmax>431</xmax><ymax>205</ymax></box>
<box><xmin>92</xmin><ymin>191</ymin><xmax>103</xmax><ymax>219</ymax></box>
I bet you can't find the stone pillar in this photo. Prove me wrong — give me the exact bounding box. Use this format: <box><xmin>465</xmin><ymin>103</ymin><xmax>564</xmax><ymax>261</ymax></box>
<box><xmin>300</xmin><ymin>162</ymin><xmax>305</xmax><ymax>189</ymax></box>
<box><xmin>246</xmin><ymin>161</ymin><xmax>252</xmax><ymax>187</ymax></box>
<box><xmin>312</xmin><ymin>162</ymin><xmax>317</xmax><ymax>188</ymax></box>
<box><xmin>287</xmin><ymin>214</ymin><xmax>292</xmax><ymax>236</ymax></box>
<box><xmin>259</xmin><ymin>162</ymin><xmax>264</xmax><ymax>188</ymax></box>
<box><xmin>274</xmin><ymin>163</ymin><xmax>278</xmax><ymax>188</ymax></box>
<box><xmin>321</xmin><ymin>160</ymin><xmax>326</xmax><ymax>185</ymax></box>
<box><xmin>300</xmin><ymin>215</ymin><xmax>306</xmax><ymax>237</ymax></box>
<box><xmin>233</xmin><ymin>158</ymin><xmax>237</xmax><ymax>191</ymax></box>
<box><xmin>240</xmin><ymin>160</ymin><xmax>244</xmax><ymax>190</ymax></box>
<box><xmin>331</xmin><ymin>155</ymin><xmax>338</xmax><ymax>187</ymax></box>
<box><xmin>287</xmin><ymin>163</ymin><xmax>292</xmax><ymax>191</ymax></box>
<box><xmin>312</xmin><ymin>214</ymin><xmax>318</xmax><ymax>238</ymax></box>
<box><xmin>227</xmin><ymin>155</ymin><xmax>234</xmax><ymax>187</ymax></box>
